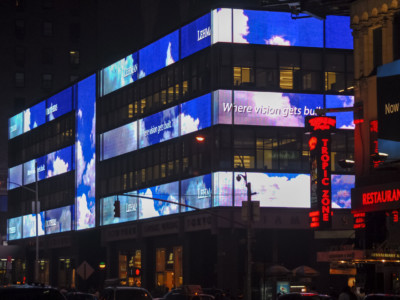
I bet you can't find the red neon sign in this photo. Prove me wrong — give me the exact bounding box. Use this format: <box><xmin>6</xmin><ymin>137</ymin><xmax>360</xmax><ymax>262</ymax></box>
<box><xmin>352</xmin><ymin>212</ymin><xmax>366</xmax><ymax>229</ymax></box>
<box><xmin>370</xmin><ymin>120</ymin><xmax>378</xmax><ymax>133</ymax></box>
<box><xmin>309</xmin><ymin>137</ymin><xmax>317</xmax><ymax>151</ymax></box>
<box><xmin>309</xmin><ymin>211</ymin><xmax>320</xmax><ymax>228</ymax></box>
<box><xmin>308</xmin><ymin>117</ymin><xmax>336</xmax><ymax>131</ymax></box>
<box><xmin>320</xmin><ymin>138</ymin><xmax>331</xmax><ymax>222</ymax></box>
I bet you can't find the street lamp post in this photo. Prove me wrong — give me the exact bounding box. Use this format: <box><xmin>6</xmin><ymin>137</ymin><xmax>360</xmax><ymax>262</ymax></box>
<box><xmin>237</xmin><ymin>173</ymin><xmax>253</xmax><ymax>300</ymax></box>
<box><xmin>8</xmin><ymin>162</ymin><xmax>40</xmax><ymax>283</ymax></box>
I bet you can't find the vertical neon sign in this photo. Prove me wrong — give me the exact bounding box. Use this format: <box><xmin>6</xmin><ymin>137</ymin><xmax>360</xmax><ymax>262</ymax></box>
<box><xmin>370</xmin><ymin>120</ymin><xmax>379</xmax><ymax>168</ymax></box>
<box><xmin>306</xmin><ymin>116</ymin><xmax>336</xmax><ymax>229</ymax></box>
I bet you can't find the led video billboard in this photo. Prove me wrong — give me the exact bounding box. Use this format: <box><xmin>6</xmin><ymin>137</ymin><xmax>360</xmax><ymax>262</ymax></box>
<box><xmin>139</xmin><ymin>181</ymin><xmax>179</xmax><ymax>219</ymax></box>
<box><xmin>234</xmin><ymin>172</ymin><xmax>311</xmax><ymax>208</ymax></box>
<box><xmin>46</xmin><ymin>87</ymin><xmax>73</xmax><ymax>122</ymax></box>
<box><xmin>181</xmin><ymin>13</ymin><xmax>211</xmax><ymax>59</ymax></box>
<box><xmin>9</xmin><ymin>112</ymin><xmax>23</xmax><ymax>139</ymax></box>
<box><xmin>139</xmin><ymin>30</ymin><xmax>179</xmax><ymax>79</ymax></box>
<box><xmin>46</xmin><ymin>146</ymin><xmax>73</xmax><ymax>179</ymax></box>
<box><xmin>216</xmin><ymin>90</ymin><xmax>323</xmax><ymax>127</ymax></box>
<box><xmin>75</xmin><ymin>75</ymin><xmax>96</xmax><ymax>230</ymax></box>
<box><xmin>7</xmin><ymin>217</ymin><xmax>22</xmax><ymax>241</ymax></box>
<box><xmin>212</xmin><ymin>8</ymin><xmax>232</xmax><ymax>44</ymax></box>
<box><xmin>180</xmin><ymin>93</ymin><xmax>212</xmax><ymax>135</ymax></box>
<box><xmin>331</xmin><ymin>174</ymin><xmax>355</xmax><ymax>209</ymax></box>
<box><xmin>8</xmin><ymin>164</ymin><xmax>22</xmax><ymax>190</ymax></box>
<box><xmin>24</xmin><ymin>101</ymin><xmax>46</xmax><ymax>133</ymax></box>
<box><xmin>181</xmin><ymin>174</ymin><xmax>212</xmax><ymax>212</ymax></box>
<box><xmin>213</xmin><ymin>172</ymin><xmax>233</xmax><ymax>207</ymax></box>
<box><xmin>326</xmin><ymin>95</ymin><xmax>355</xmax><ymax>129</ymax></box>
<box><xmin>22</xmin><ymin>212</ymin><xmax>45</xmax><ymax>238</ymax></box>
<box><xmin>325</xmin><ymin>16</ymin><xmax>353</xmax><ymax>50</ymax></box>
<box><xmin>100</xmin><ymin>192</ymin><xmax>138</xmax><ymax>226</ymax></box>
<box><xmin>101</xmin><ymin>52</ymin><xmax>138</xmax><ymax>96</ymax></box>
<box><xmin>233</xmin><ymin>9</ymin><xmax>323</xmax><ymax>47</ymax></box>
<box><xmin>23</xmin><ymin>159</ymin><xmax>37</xmax><ymax>185</ymax></box>
<box><xmin>139</xmin><ymin>106</ymin><xmax>179</xmax><ymax>148</ymax></box>
<box><xmin>45</xmin><ymin>205</ymin><xmax>74</xmax><ymax>234</ymax></box>
<box><xmin>101</xmin><ymin>121</ymin><xmax>138</xmax><ymax>161</ymax></box>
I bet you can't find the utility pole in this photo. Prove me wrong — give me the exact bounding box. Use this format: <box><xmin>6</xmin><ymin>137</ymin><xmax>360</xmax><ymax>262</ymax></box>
<box><xmin>35</xmin><ymin>161</ymin><xmax>39</xmax><ymax>283</ymax></box>
<box><xmin>246</xmin><ymin>181</ymin><xmax>252</xmax><ymax>300</ymax></box>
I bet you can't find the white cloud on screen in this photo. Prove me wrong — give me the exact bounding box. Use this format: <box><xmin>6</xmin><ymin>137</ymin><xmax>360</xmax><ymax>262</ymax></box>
<box><xmin>212</xmin><ymin>8</ymin><xmax>232</xmax><ymax>43</ymax></box>
<box><xmin>77</xmin><ymin>193</ymin><xmax>93</xmax><ymax>230</ymax></box>
<box><xmin>139</xmin><ymin>189</ymin><xmax>159</xmax><ymax>218</ymax></box>
<box><xmin>236</xmin><ymin>173</ymin><xmax>310</xmax><ymax>208</ymax></box>
<box><xmin>83</xmin><ymin>153</ymin><xmax>96</xmax><ymax>198</ymax></box>
<box><xmin>180</xmin><ymin>114</ymin><xmax>200</xmax><ymax>135</ymax></box>
<box><xmin>165</xmin><ymin>42</ymin><xmax>175</xmax><ymax>66</ymax></box>
<box><xmin>77</xmin><ymin>109</ymin><xmax>83</xmax><ymax>120</ymax></box>
<box><xmin>23</xmin><ymin>109</ymin><xmax>31</xmax><ymax>132</ymax></box>
<box><xmin>233</xmin><ymin>10</ymin><xmax>249</xmax><ymax>43</ymax></box>
<box><xmin>52</xmin><ymin>156</ymin><xmax>69</xmax><ymax>176</ymax></box>
<box><xmin>90</xmin><ymin>103</ymin><xmax>96</xmax><ymax>148</ymax></box>
<box><xmin>265</xmin><ymin>36</ymin><xmax>291</xmax><ymax>46</ymax></box>
<box><xmin>76</xmin><ymin>141</ymin><xmax>86</xmax><ymax>185</ymax></box>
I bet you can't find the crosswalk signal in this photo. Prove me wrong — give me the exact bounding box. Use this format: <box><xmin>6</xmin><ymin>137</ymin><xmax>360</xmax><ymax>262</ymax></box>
<box><xmin>114</xmin><ymin>199</ymin><xmax>120</xmax><ymax>218</ymax></box>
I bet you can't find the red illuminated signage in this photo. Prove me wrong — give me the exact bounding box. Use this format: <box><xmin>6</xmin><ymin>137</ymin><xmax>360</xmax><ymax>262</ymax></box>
<box><xmin>352</xmin><ymin>212</ymin><xmax>366</xmax><ymax>229</ymax></box>
<box><xmin>352</xmin><ymin>182</ymin><xmax>400</xmax><ymax>213</ymax></box>
<box><xmin>309</xmin><ymin>211</ymin><xmax>320</xmax><ymax>228</ymax></box>
<box><xmin>308</xmin><ymin>117</ymin><xmax>336</xmax><ymax>131</ymax></box>
<box><xmin>370</xmin><ymin>120</ymin><xmax>380</xmax><ymax>168</ymax></box>
<box><xmin>306</xmin><ymin>116</ymin><xmax>336</xmax><ymax>229</ymax></box>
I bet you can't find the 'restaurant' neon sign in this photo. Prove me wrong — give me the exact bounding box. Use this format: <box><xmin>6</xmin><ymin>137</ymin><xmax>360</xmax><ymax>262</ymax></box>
<box><xmin>306</xmin><ymin>116</ymin><xmax>336</xmax><ymax>229</ymax></box>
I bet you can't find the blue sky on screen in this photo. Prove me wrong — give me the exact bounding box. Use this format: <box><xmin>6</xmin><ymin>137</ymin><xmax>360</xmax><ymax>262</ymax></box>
<box><xmin>181</xmin><ymin>174</ymin><xmax>212</xmax><ymax>211</ymax></box>
<box><xmin>24</xmin><ymin>101</ymin><xmax>45</xmax><ymax>133</ymax></box>
<box><xmin>76</xmin><ymin>75</ymin><xmax>96</xmax><ymax>230</ymax></box>
<box><xmin>139</xmin><ymin>30</ymin><xmax>179</xmax><ymax>78</ymax></box>
<box><xmin>331</xmin><ymin>174</ymin><xmax>354</xmax><ymax>208</ymax></box>
<box><xmin>102</xmin><ymin>52</ymin><xmax>138</xmax><ymax>96</ymax></box>
<box><xmin>139</xmin><ymin>181</ymin><xmax>179</xmax><ymax>219</ymax></box>
<box><xmin>8</xmin><ymin>217</ymin><xmax>22</xmax><ymax>240</ymax></box>
<box><xmin>139</xmin><ymin>106</ymin><xmax>179</xmax><ymax>148</ymax></box>
<box><xmin>46</xmin><ymin>146</ymin><xmax>72</xmax><ymax>179</ymax></box>
<box><xmin>45</xmin><ymin>205</ymin><xmax>73</xmax><ymax>234</ymax></box>
<box><xmin>22</xmin><ymin>213</ymin><xmax>45</xmax><ymax>238</ymax></box>
<box><xmin>326</xmin><ymin>95</ymin><xmax>354</xmax><ymax>129</ymax></box>
<box><xmin>234</xmin><ymin>10</ymin><xmax>323</xmax><ymax>47</ymax></box>
<box><xmin>9</xmin><ymin>112</ymin><xmax>23</xmax><ymax>139</ymax></box>
<box><xmin>46</xmin><ymin>87</ymin><xmax>73</xmax><ymax>122</ymax></box>
<box><xmin>180</xmin><ymin>93</ymin><xmax>212</xmax><ymax>135</ymax></box>
<box><xmin>325</xmin><ymin>15</ymin><xmax>353</xmax><ymax>49</ymax></box>
<box><xmin>102</xmin><ymin>121</ymin><xmax>137</xmax><ymax>160</ymax></box>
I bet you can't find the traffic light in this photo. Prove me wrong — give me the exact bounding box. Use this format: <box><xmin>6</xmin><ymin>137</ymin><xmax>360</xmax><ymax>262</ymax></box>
<box><xmin>134</xmin><ymin>268</ymin><xmax>141</xmax><ymax>277</ymax></box>
<box><xmin>114</xmin><ymin>199</ymin><xmax>120</xmax><ymax>218</ymax></box>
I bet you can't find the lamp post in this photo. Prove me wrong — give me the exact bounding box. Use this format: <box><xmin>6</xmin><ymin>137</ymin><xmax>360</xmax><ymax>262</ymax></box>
<box><xmin>236</xmin><ymin>173</ymin><xmax>253</xmax><ymax>300</ymax></box>
<box><xmin>8</xmin><ymin>161</ymin><xmax>40</xmax><ymax>283</ymax></box>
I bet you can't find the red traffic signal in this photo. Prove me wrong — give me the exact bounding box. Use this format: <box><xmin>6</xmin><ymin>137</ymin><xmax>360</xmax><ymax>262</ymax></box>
<box><xmin>114</xmin><ymin>200</ymin><xmax>121</xmax><ymax>218</ymax></box>
<box><xmin>134</xmin><ymin>268</ymin><xmax>141</xmax><ymax>276</ymax></box>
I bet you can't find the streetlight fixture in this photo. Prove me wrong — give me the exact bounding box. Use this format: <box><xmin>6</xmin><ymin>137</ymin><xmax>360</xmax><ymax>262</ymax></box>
<box><xmin>8</xmin><ymin>161</ymin><xmax>40</xmax><ymax>283</ymax></box>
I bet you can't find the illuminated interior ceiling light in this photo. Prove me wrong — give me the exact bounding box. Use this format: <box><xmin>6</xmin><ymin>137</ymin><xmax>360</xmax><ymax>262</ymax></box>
<box><xmin>371</xmin><ymin>152</ymin><xmax>389</xmax><ymax>163</ymax></box>
<box><xmin>338</xmin><ymin>159</ymin><xmax>355</xmax><ymax>169</ymax></box>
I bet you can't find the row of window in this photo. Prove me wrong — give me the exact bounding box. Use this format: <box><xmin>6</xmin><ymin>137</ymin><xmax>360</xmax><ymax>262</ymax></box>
<box><xmin>8</xmin><ymin>113</ymin><xmax>75</xmax><ymax>166</ymax></box>
<box><xmin>15</xmin><ymin>19</ymin><xmax>80</xmax><ymax>40</ymax></box>
<box><xmin>98</xmin><ymin>44</ymin><xmax>354</xmax><ymax>134</ymax></box>
<box><xmin>15</xmin><ymin>47</ymin><xmax>80</xmax><ymax>67</ymax></box>
<box><xmin>14</xmin><ymin>72</ymin><xmax>79</xmax><ymax>89</ymax></box>
<box><xmin>97</xmin><ymin>126</ymin><xmax>354</xmax><ymax>198</ymax></box>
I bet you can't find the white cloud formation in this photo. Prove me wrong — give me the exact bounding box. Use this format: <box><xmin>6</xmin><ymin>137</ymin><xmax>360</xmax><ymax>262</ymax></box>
<box><xmin>233</xmin><ymin>10</ymin><xmax>249</xmax><ymax>43</ymax></box>
<box><xmin>76</xmin><ymin>141</ymin><xmax>86</xmax><ymax>186</ymax></box>
<box><xmin>180</xmin><ymin>114</ymin><xmax>200</xmax><ymax>135</ymax></box>
<box><xmin>76</xmin><ymin>193</ymin><xmax>95</xmax><ymax>230</ymax></box>
<box><xmin>23</xmin><ymin>109</ymin><xmax>31</xmax><ymax>132</ymax></box>
<box><xmin>52</xmin><ymin>156</ymin><xmax>69</xmax><ymax>175</ymax></box>
<box><xmin>91</xmin><ymin>103</ymin><xmax>96</xmax><ymax>148</ymax></box>
<box><xmin>83</xmin><ymin>153</ymin><xmax>96</xmax><ymax>198</ymax></box>
<box><xmin>165</xmin><ymin>42</ymin><xmax>175</xmax><ymax>66</ymax></box>
<box><xmin>265</xmin><ymin>36</ymin><xmax>291</xmax><ymax>46</ymax></box>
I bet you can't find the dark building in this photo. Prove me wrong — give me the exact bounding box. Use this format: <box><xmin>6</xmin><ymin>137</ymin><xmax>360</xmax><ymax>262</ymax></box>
<box><xmin>5</xmin><ymin>1</ymin><xmax>357</xmax><ymax>298</ymax></box>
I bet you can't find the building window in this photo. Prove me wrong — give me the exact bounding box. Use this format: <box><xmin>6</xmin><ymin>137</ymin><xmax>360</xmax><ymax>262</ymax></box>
<box><xmin>15</xmin><ymin>20</ymin><xmax>25</xmax><ymax>38</ymax></box>
<box><xmin>42</xmin><ymin>47</ymin><xmax>53</xmax><ymax>65</ymax></box>
<box><xmin>42</xmin><ymin>73</ymin><xmax>53</xmax><ymax>89</ymax></box>
<box><xmin>43</xmin><ymin>21</ymin><xmax>53</xmax><ymax>36</ymax></box>
<box><xmin>15</xmin><ymin>46</ymin><xmax>25</xmax><ymax>66</ymax></box>
<box><xmin>15</xmin><ymin>72</ymin><xmax>25</xmax><ymax>87</ymax></box>
<box><xmin>70</xmin><ymin>75</ymin><xmax>78</xmax><ymax>83</ymax></box>
<box><xmin>373</xmin><ymin>27</ymin><xmax>383</xmax><ymax>68</ymax></box>
<box><xmin>69</xmin><ymin>23</ymin><xmax>80</xmax><ymax>41</ymax></box>
<box><xmin>234</xmin><ymin>67</ymin><xmax>254</xmax><ymax>86</ymax></box>
<box><xmin>69</xmin><ymin>50</ymin><xmax>80</xmax><ymax>65</ymax></box>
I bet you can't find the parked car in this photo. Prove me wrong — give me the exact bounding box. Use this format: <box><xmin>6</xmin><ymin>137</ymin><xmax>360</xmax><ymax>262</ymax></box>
<box><xmin>162</xmin><ymin>286</ymin><xmax>214</xmax><ymax>300</ymax></box>
<box><xmin>65</xmin><ymin>291</ymin><xmax>99</xmax><ymax>300</ymax></box>
<box><xmin>102</xmin><ymin>286</ymin><xmax>153</xmax><ymax>300</ymax></box>
<box><xmin>278</xmin><ymin>292</ymin><xmax>334</xmax><ymax>300</ymax></box>
<box><xmin>0</xmin><ymin>284</ymin><xmax>66</xmax><ymax>300</ymax></box>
